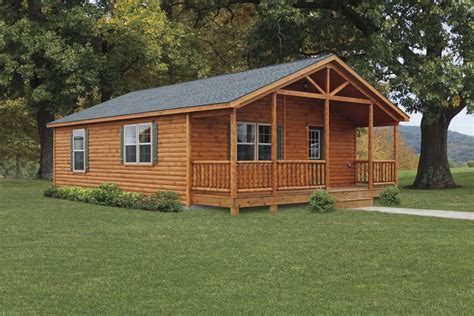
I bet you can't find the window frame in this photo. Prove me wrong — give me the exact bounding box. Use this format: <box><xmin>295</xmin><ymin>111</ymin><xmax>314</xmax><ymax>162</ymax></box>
<box><xmin>72</xmin><ymin>128</ymin><xmax>85</xmax><ymax>172</ymax></box>
<box><xmin>257</xmin><ymin>123</ymin><xmax>272</xmax><ymax>161</ymax></box>
<box><xmin>308</xmin><ymin>126</ymin><xmax>323</xmax><ymax>160</ymax></box>
<box><xmin>237</xmin><ymin>122</ymin><xmax>257</xmax><ymax>161</ymax></box>
<box><xmin>123</xmin><ymin>123</ymin><xmax>153</xmax><ymax>165</ymax></box>
<box><xmin>236</xmin><ymin>122</ymin><xmax>273</xmax><ymax>161</ymax></box>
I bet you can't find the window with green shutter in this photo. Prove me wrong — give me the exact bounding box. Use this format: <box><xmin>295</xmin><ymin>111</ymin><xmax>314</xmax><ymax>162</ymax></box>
<box><xmin>120</xmin><ymin>123</ymin><xmax>156</xmax><ymax>165</ymax></box>
<box><xmin>71</xmin><ymin>128</ymin><xmax>86</xmax><ymax>172</ymax></box>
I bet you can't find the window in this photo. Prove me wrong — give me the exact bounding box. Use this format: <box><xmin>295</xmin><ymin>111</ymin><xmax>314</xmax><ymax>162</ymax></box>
<box><xmin>308</xmin><ymin>127</ymin><xmax>322</xmax><ymax>160</ymax></box>
<box><xmin>72</xmin><ymin>129</ymin><xmax>85</xmax><ymax>172</ymax></box>
<box><xmin>236</xmin><ymin>122</ymin><xmax>272</xmax><ymax>161</ymax></box>
<box><xmin>237</xmin><ymin>122</ymin><xmax>256</xmax><ymax>160</ymax></box>
<box><xmin>258</xmin><ymin>124</ymin><xmax>271</xmax><ymax>160</ymax></box>
<box><xmin>124</xmin><ymin>123</ymin><xmax>152</xmax><ymax>164</ymax></box>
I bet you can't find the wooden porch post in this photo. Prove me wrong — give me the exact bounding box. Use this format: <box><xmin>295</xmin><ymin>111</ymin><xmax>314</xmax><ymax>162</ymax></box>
<box><xmin>324</xmin><ymin>67</ymin><xmax>330</xmax><ymax>190</ymax></box>
<box><xmin>368</xmin><ymin>103</ymin><xmax>374</xmax><ymax>189</ymax></box>
<box><xmin>185</xmin><ymin>113</ymin><xmax>192</xmax><ymax>207</ymax></box>
<box><xmin>230</xmin><ymin>108</ymin><xmax>238</xmax><ymax>216</ymax></box>
<box><xmin>324</xmin><ymin>99</ymin><xmax>330</xmax><ymax>189</ymax></box>
<box><xmin>270</xmin><ymin>93</ymin><xmax>278</xmax><ymax>213</ymax></box>
<box><xmin>394</xmin><ymin>124</ymin><xmax>399</xmax><ymax>186</ymax></box>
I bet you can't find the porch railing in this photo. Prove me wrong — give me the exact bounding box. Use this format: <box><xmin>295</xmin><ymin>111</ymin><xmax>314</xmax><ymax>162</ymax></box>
<box><xmin>192</xmin><ymin>160</ymin><xmax>326</xmax><ymax>193</ymax></box>
<box><xmin>237</xmin><ymin>161</ymin><xmax>273</xmax><ymax>192</ymax></box>
<box><xmin>277</xmin><ymin>160</ymin><xmax>325</xmax><ymax>190</ymax></box>
<box><xmin>355</xmin><ymin>160</ymin><xmax>396</xmax><ymax>185</ymax></box>
<box><xmin>192</xmin><ymin>159</ymin><xmax>396</xmax><ymax>193</ymax></box>
<box><xmin>192</xmin><ymin>160</ymin><xmax>230</xmax><ymax>192</ymax></box>
<box><xmin>354</xmin><ymin>160</ymin><xmax>369</xmax><ymax>184</ymax></box>
<box><xmin>373</xmin><ymin>160</ymin><xmax>396</xmax><ymax>184</ymax></box>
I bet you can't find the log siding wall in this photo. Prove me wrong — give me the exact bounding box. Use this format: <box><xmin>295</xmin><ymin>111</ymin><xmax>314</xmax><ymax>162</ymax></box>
<box><xmin>54</xmin><ymin>95</ymin><xmax>357</xmax><ymax>202</ymax></box>
<box><xmin>54</xmin><ymin>114</ymin><xmax>188</xmax><ymax>202</ymax></box>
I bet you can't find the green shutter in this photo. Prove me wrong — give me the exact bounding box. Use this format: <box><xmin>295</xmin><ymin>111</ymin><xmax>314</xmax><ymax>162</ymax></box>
<box><xmin>84</xmin><ymin>128</ymin><xmax>89</xmax><ymax>172</ymax></box>
<box><xmin>70</xmin><ymin>131</ymin><xmax>73</xmax><ymax>171</ymax></box>
<box><xmin>277</xmin><ymin>125</ymin><xmax>283</xmax><ymax>160</ymax></box>
<box><xmin>227</xmin><ymin>124</ymin><xmax>230</xmax><ymax>160</ymax></box>
<box><xmin>120</xmin><ymin>126</ymin><xmax>124</xmax><ymax>164</ymax></box>
<box><xmin>152</xmin><ymin>122</ymin><xmax>158</xmax><ymax>164</ymax></box>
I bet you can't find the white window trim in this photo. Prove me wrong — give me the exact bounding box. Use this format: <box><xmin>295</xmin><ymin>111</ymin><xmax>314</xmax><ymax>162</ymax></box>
<box><xmin>236</xmin><ymin>122</ymin><xmax>273</xmax><ymax>161</ymax></box>
<box><xmin>72</xmin><ymin>128</ymin><xmax>85</xmax><ymax>173</ymax></box>
<box><xmin>124</xmin><ymin>123</ymin><xmax>153</xmax><ymax>165</ymax></box>
<box><xmin>308</xmin><ymin>127</ymin><xmax>322</xmax><ymax>160</ymax></box>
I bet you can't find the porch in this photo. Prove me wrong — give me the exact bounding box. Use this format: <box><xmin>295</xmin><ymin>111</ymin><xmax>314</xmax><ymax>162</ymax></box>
<box><xmin>190</xmin><ymin>160</ymin><xmax>395</xmax><ymax>211</ymax></box>
<box><xmin>184</xmin><ymin>62</ymin><xmax>404</xmax><ymax>215</ymax></box>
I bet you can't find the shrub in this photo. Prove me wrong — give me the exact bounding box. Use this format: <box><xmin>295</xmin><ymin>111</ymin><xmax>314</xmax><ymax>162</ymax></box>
<box><xmin>308</xmin><ymin>190</ymin><xmax>336</xmax><ymax>213</ymax></box>
<box><xmin>90</xmin><ymin>183</ymin><xmax>121</xmax><ymax>205</ymax></box>
<box><xmin>113</xmin><ymin>191</ymin><xmax>146</xmax><ymax>209</ymax></box>
<box><xmin>379</xmin><ymin>186</ymin><xmax>401</xmax><ymax>206</ymax></box>
<box><xmin>44</xmin><ymin>186</ymin><xmax>60</xmax><ymax>198</ymax></box>
<box><xmin>44</xmin><ymin>183</ymin><xmax>182</xmax><ymax>213</ymax></box>
<box><xmin>466</xmin><ymin>160</ymin><xmax>474</xmax><ymax>168</ymax></box>
<box><xmin>146</xmin><ymin>191</ymin><xmax>182</xmax><ymax>212</ymax></box>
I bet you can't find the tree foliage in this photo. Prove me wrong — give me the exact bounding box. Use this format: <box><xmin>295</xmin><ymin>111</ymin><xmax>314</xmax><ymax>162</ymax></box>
<box><xmin>243</xmin><ymin>0</ymin><xmax>472</xmax><ymax>188</ymax></box>
<box><xmin>0</xmin><ymin>99</ymin><xmax>39</xmax><ymax>178</ymax></box>
<box><xmin>356</xmin><ymin>127</ymin><xmax>419</xmax><ymax>170</ymax></box>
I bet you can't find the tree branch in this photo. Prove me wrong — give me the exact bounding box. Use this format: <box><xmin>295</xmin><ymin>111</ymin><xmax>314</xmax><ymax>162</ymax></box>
<box><xmin>294</xmin><ymin>0</ymin><xmax>379</xmax><ymax>36</ymax></box>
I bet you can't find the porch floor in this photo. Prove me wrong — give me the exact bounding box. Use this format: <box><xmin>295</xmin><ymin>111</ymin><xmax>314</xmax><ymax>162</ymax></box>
<box><xmin>191</xmin><ymin>185</ymin><xmax>382</xmax><ymax>210</ymax></box>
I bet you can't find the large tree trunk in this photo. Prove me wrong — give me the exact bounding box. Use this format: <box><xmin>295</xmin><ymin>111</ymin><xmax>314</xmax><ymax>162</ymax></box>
<box><xmin>36</xmin><ymin>107</ymin><xmax>54</xmax><ymax>180</ymax></box>
<box><xmin>412</xmin><ymin>113</ymin><xmax>457</xmax><ymax>189</ymax></box>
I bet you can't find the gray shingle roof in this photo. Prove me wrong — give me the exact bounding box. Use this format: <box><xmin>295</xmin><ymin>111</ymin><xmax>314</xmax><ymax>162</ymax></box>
<box><xmin>52</xmin><ymin>54</ymin><xmax>332</xmax><ymax>124</ymax></box>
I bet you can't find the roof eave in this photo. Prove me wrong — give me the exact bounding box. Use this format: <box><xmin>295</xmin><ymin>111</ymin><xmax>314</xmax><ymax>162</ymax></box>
<box><xmin>47</xmin><ymin>102</ymin><xmax>232</xmax><ymax>128</ymax></box>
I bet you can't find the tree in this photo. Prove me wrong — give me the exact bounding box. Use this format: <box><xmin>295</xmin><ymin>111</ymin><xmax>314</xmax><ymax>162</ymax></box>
<box><xmin>0</xmin><ymin>99</ymin><xmax>39</xmax><ymax>178</ymax></box>
<box><xmin>242</xmin><ymin>0</ymin><xmax>473</xmax><ymax>189</ymax></box>
<box><xmin>0</xmin><ymin>0</ymin><xmax>209</xmax><ymax>179</ymax></box>
<box><xmin>91</xmin><ymin>0</ymin><xmax>208</xmax><ymax>103</ymax></box>
<box><xmin>0</xmin><ymin>0</ymin><xmax>98</xmax><ymax>179</ymax></box>
<box><xmin>161</xmin><ymin>0</ymin><xmax>257</xmax><ymax>77</ymax></box>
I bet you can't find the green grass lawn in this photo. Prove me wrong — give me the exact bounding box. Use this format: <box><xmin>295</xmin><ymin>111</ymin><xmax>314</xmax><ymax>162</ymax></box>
<box><xmin>1</xmin><ymin>180</ymin><xmax>473</xmax><ymax>314</ymax></box>
<box><xmin>374</xmin><ymin>167</ymin><xmax>474</xmax><ymax>212</ymax></box>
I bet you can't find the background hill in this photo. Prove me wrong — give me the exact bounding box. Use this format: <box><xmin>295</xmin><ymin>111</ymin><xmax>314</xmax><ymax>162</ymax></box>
<box><xmin>400</xmin><ymin>125</ymin><xmax>474</xmax><ymax>165</ymax></box>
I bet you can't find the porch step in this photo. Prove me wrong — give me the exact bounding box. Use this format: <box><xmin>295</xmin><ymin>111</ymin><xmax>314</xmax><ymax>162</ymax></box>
<box><xmin>331</xmin><ymin>189</ymin><xmax>380</xmax><ymax>200</ymax></box>
<box><xmin>336</xmin><ymin>198</ymin><xmax>373</xmax><ymax>209</ymax></box>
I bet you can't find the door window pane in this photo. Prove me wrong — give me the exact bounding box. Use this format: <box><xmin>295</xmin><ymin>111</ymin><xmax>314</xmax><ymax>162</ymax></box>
<box><xmin>308</xmin><ymin>128</ymin><xmax>321</xmax><ymax>159</ymax></box>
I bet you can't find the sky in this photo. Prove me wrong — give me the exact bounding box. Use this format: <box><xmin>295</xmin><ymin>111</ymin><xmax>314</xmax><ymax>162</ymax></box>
<box><xmin>401</xmin><ymin>108</ymin><xmax>474</xmax><ymax>136</ymax></box>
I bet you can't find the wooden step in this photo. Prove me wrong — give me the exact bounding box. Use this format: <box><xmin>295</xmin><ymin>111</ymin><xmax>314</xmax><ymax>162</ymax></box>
<box><xmin>336</xmin><ymin>198</ymin><xmax>373</xmax><ymax>209</ymax></box>
<box><xmin>331</xmin><ymin>189</ymin><xmax>380</xmax><ymax>200</ymax></box>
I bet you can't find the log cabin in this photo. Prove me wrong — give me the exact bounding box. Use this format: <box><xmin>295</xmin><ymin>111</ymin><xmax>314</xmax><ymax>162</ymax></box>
<box><xmin>48</xmin><ymin>54</ymin><xmax>409</xmax><ymax>215</ymax></box>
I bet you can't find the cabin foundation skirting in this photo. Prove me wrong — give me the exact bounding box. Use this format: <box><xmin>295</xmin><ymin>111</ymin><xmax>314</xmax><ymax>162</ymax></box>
<box><xmin>191</xmin><ymin>187</ymin><xmax>383</xmax><ymax>215</ymax></box>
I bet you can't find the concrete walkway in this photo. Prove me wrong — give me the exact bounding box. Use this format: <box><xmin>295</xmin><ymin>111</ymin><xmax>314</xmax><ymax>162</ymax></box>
<box><xmin>355</xmin><ymin>206</ymin><xmax>474</xmax><ymax>220</ymax></box>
